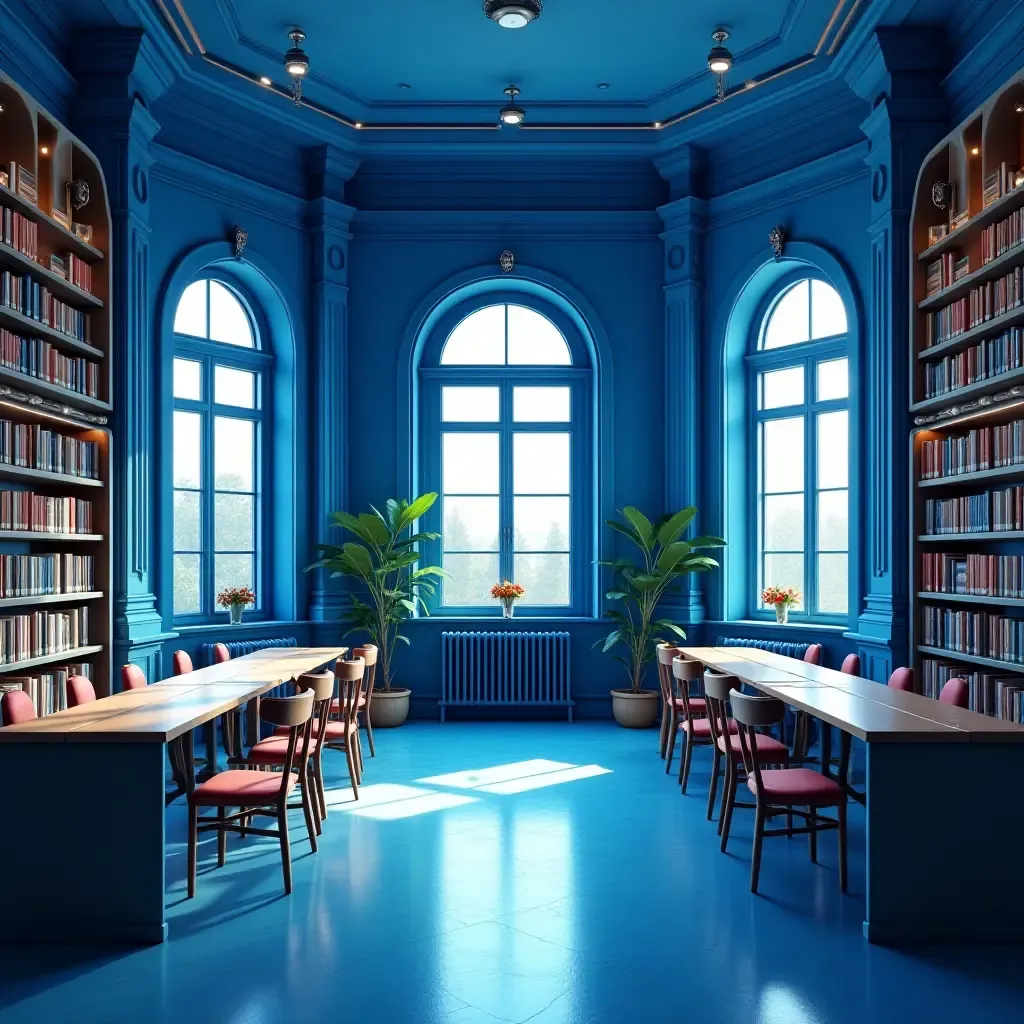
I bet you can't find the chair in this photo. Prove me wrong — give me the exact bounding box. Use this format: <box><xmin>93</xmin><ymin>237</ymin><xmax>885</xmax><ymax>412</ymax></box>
<box><xmin>121</xmin><ymin>664</ymin><xmax>147</xmax><ymax>690</ymax></box>
<box><xmin>803</xmin><ymin>644</ymin><xmax>823</xmax><ymax>666</ymax></box>
<box><xmin>727</xmin><ymin>690</ymin><xmax>848</xmax><ymax>894</ymax></box>
<box><xmin>355</xmin><ymin>645</ymin><xmax>379</xmax><ymax>758</ymax></box>
<box><xmin>230</xmin><ymin>672</ymin><xmax>334</xmax><ymax>848</ymax></box>
<box><xmin>1</xmin><ymin>689</ymin><xmax>36</xmax><ymax>725</ymax></box>
<box><xmin>656</xmin><ymin>644</ymin><xmax>703</xmax><ymax>761</ymax></box>
<box><xmin>66</xmin><ymin>675</ymin><xmax>96</xmax><ymax>708</ymax></box>
<box><xmin>841</xmin><ymin>653</ymin><xmax>861</xmax><ymax>675</ymax></box>
<box><xmin>704</xmin><ymin>670</ymin><xmax>789</xmax><ymax>831</ymax></box>
<box><xmin>671</xmin><ymin>656</ymin><xmax>731</xmax><ymax>792</ymax></box>
<box><xmin>212</xmin><ymin>643</ymin><xmax>231</xmax><ymax>664</ymax></box>
<box><xmin>888</xmin><ymin>666</ymin><xmax>915</xmax><ymax>692</ymax></box>
<box><xmin>939</xmin><ymin>677</ymin><xmax>969</xmax><ymax>708</ymax></box>
<box><xmin>173</xmin><ymin>650</ymin><xmax>194</xmax><ymax>675</ymax></box>
<box><xmin>187</xmin><ymin>688</ymin><xmax>316</xmax><ymax>898</ymax></box>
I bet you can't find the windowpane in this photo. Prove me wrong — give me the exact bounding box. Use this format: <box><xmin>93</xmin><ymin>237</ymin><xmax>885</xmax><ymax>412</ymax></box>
<box><xmin>760</xmin><ymin>366</ymin><xmax>804</xmax><ymax>410</ymax></box>
<box><xmin>817</xmin><ymin>553</ymin><xmax>848</xmax><ymax>613</ymax></box>
<box><xmin>215</xmin><ymin>417</ymin><xmax>254</xmax><ymax>491</ymax></box>
<box><xmin>173</xmin><ymin>411</ymin><xmax>201</xmax><ymax>488</ymax></box>
<box><xmin>215</xmin><ymin>553</ymin><xmax>254</xmax><ymax>596</ymax></box>
<box><xmin>173</xmin><ymin>281</ymin><xmax>207</xmax><ymax>338</ymax></box>
<box><xmin>514</xmin><ymin>433</ymin><xmax>570</xmax><ymax>494</ymax></box>
<box><xmin>444</xmin><ymin>496</ymin><xmax>499</xmax><ymax>551</ymax></box>
<box><xmin>507</xmin><ymin>306</ymin><xmax>571</xmax><ymax>365</ymax></box>
<box><xmin>443</xmin><ymin>433</ymin><xmax>499</xmax><ymax>493</ymax></box>
<box><xmin>764</xmin><ymin>494</ymin><xmax>803</xmax><ymax>551</ymax></box>
<box><xmin>763</xmin><ymin>280</ymin><xmax>809</xmax><ymax>349</ymax></box>
<box><xmin>515</xmin><ymin>497</ymin><xmax>570</xmax><ymax>550</ymax></box>
<box><xmin>215</xmin><ymin>366</ymin><xmax>256</xmax><ymax>409</ymax></box>
<box><xmin>215</xmin><ymin>493</ymin><xmax>254</xmax><ymax>551</ymax></box>
<box><xmin>173</xmin><ymin>554</ymin><xmax>201</xmax><ymax>614</ymax></box>
<box><xmin>763</xmin><ymin>554</ymin><xmax>804</xmax><ymax>609</ymax></box>
<box><xmin>515</xmin><ymin>553</ymin><xmax>570</xmax><ymax>605</ymax></box>
<box><xmin>173</xmin><ymin>358</ymin><xmax>202</xmax><ymax>400</ymax></box>
<box><xmin>816</xmin><ymin>358</ymin><xmax>849</xmax><ymax>401</ymax></box>
<box><xmin>442</xmin><ymin>387</ymin><xmax>499</xmax><ymax>422</ymax></box>
<box><xmin>443</xmin><ymin>553</ymin><xmax>499</xmax><ymax>605</ymax></box>
<box><xmin>817</xmin><ymin>411</ymin><xmax>849</xmax><ymax>488</ymax></box>
<box><xmin>811</xmin><ymin>280</ymin><xmax>848</xmax><ymax>339</ymax></box>
<box><xmin>817</xmin><ymin>490</ymin><xmax>849</xmax><ymax>550</ymax></box>
<box><xmin>441</xmin><ymin>306</ymin><xmax>505</xmax><ymax>365</ymax></box>
<box><xmin>762</xmin><ymin>418</ymin><xmax>803</xmax><ymax>493</ymax></box>
<box><xmin>173</xmin><ymin>490</ymin><xmax>201</xmax><ymax>550</ymax></box>
<box><xmin>513</xmin><ymin>387</ymin><xmax>571</xmax><ymax>422</ymax></box>
<box><xmin>209</xmin><ymin>281</ymin><xmax>254</xmax><ymax>347</ymax></box>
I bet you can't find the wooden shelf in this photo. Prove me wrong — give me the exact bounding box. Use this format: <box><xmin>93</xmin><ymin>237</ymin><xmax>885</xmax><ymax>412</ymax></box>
<box><xmin>0</xmin><ymin>241</ymin><xmax>103</xmax><ymax>309</ymax></box>
<box><xmin>0</xmin><ymin>304</ymin><xmax>103</xmax><ymax>358</ymax></box>
<box><xmin>918</xmin><ymin>645</ymin><xmax>1024</xmax><ymax>675</ymax></box>
<box><xmin>918</xmin><ymin>463</ymin><xmax>1024</xmax><ymax>488</ymax></box>
<box><xmin>916</xmin><ymin>303</ymin><xmax>1024</xmax><ymax>363</ymax></box>
<box><xmin>919</xmin><ymin>242</ymin><xmax>1024</xmax><ymax>311</ymax></box>
<box><xmin>0</xmin><ymin>644</ymin><xmax>104</xmax><ymax>675</ymax></box>
<box><xmin>0</xmin><ymin>463</ymin><xmax>102</xmax><ymax>488</ymax></box>
<box><xmin>919</xmin><ymin>532</ymin><xmax>1024</xmax><ymax>541</ymax></box>
<box><xmin>918</xmin><ymin>591</ymin><xmax>1024</xmax><ymax>608</ymax></box>
<box><xmin>0</xmin><ymin>184</ymin><xmax>104</xmax><ymax>262</ymax></box>
<box><xmin>0</xmin><ymin>365</ymin><xmax>110</xmax><ymax>412</ymax></box>
<box><xmin>917</xmin><ymin>185</ymin><xmax>1024</xmax><ymax>263</ymax></box>
<box><xmin>911</xmin><ymin>365</ymin><xmax>1024</xmax><ymax>413</ymax></box>
<box><xmin>0</xmin><ymin>591</ymin><xmax>102</xmax><ymax>610</ymax></box>
<box><xmin>0</xmin><ymin>532</ymin><xmax>103</xmax><ymax>542</ymax></box>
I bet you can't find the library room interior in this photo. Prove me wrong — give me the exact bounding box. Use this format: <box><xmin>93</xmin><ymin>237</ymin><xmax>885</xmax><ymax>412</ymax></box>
<box><xmin>3</xmin><ymin>0</ymin><xmax>1024</xmax><ymax>1021</ymax></box>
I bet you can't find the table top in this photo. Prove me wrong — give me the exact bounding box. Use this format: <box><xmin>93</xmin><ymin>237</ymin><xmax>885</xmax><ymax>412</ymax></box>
<box><xmin>0</xmin><ymin>646</ymin><xmax>348</xmax><ymax>744</ymax></box>
<box><xmin>678</xmin><ymin>646</ymin><xmax>1024</xmax><ymax>744</ymax></box>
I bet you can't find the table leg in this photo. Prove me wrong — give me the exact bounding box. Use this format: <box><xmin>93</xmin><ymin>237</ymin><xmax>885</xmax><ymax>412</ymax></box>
<box><xmin>821</xmin><ymin>722</ymin><xmax>832</xmax><ymax>778</ymax></box>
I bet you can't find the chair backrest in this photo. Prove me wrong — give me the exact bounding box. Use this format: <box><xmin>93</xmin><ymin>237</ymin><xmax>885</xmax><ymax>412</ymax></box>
<box><xmin>840</xmin><ymin>653</ymin><xmax>861</xmax><ymax>676</ymax></box>
<box><xmin>888</xmin><ymin>666</ymin><xmax>915</xmax><ymax>692</ymax></box>
<box><xmin>295</xmin><ymin>671</ymin><xmax>335</xmax><ymax>754</ymax></box>
<box><xmin>66</xmin><ymin>675</ymin><xmax>96</xmax><ymax>708</ymax></box>
<box><xmin>353</xmin><ymin>645</ymin><xmax>378</xmax><ymax>700</ymax></box>
<box><xmin>702</xmin><ymin>671</ymin><xmax>740</xmax><ymax>750</ymax></box>
<box><xmin>121</xmin><ymin>664</ymin><xmax>147</xmax><ymax>691</ymax></box>
<box><xmin>656</xmin><ymin>644</ymin><xmax>683</xmax><ymax>702</ymax></box>
<box><xmin>729</xmin><ymin>690</ymin><xmax>786</xmax><ymax>788</ymax></box>
<box><xmin>939</xmin><ymin>677</ymin><xmax>969</xmax><ymax>708</ymax></box>
<box><xmin>671</xmin><ymin>656</ymin><xmax>703</xmax><ymax>719</ymax></box>
<box><xmin>334</xmin><ymin>657</ymin><xmax>366</xmax><ymax>725</ymax></box>
<box><xmin>258</xmin><ymin>689</ymin><xmax>315</xmax><ymax>787</ymax></box>
<box><xmin>2</xmin><ymin>688</ymin><xmax>36</xmax><ymax>725</ymax></box>
<box><xmin>212</xmin><ymin>643</ymin><xmax>231</xmax><ymax>664</ymax></box>
<box><xmin>172</xmin><ymin>650</ymin><xmax>193</xmax><ymax>676</ymax></box>
<box><xmin>803</xmin><ymin>644</ymin><xmax>822</xmax><ymax>666</ymax></box>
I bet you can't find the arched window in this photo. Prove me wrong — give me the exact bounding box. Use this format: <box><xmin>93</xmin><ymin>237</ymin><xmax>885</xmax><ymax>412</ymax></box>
<box><xmin>419</xmin><ymin>300</ymin><xmax>592</xmax><ymax>614</ymax></box>
<box><xmin>171</xmin><ymin>278</ymin><xmax>271</xmax><ymax>620</ymax></box>
<box><xmin>750</xmin><ymin>277</ymin><xmax>849</xmax><ymax>620</ymax></box>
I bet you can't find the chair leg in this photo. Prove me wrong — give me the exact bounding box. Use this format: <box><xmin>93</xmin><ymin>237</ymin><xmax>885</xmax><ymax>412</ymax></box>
<box><xmin>300</xmin><ymin>778</ymin><xmax>319</xmax><ymax>854</ymax></box>
<box><xmin>314</xmin><ymin>753</ymin><xmax>328</xmax><ymax>820</ymax></box>
<box><xmin>720</xmin><ymin>770</ymin><xmax>738</xmax><ymax>853</ymax></box>
<box><xmin>665</xmin><ymin>714</ymin><xmax>679</xmax><ymax>774</ymax></box>
<box><xmin>838</xmin><ymin>799</ymin><xmax>848</xmax><ymax>893</ymax></box>
<box><xmin>809</xmin><ymin>806</ymin><xmax>817</xmax><ymax>863</ymax></box>
<box><xmin>659</xmin><ymin>703</ymin><xmax>669</xmax><ymax>758</ymax></box>
<box><xmin>344</xmin><ymin>744</ymin><xmax>360</xmax><ymax>799</ymax></box>
<box><xmin>364</xmin><ymin>711</ymin><xmax>376</xmax><ymax>757</ymax></box>
<box><xmin>750</xmin><ymin>802</ymin><xmax>766</xmax><ymax>894</ymax></box>
<box><xmin>706</xmin><ymin>748</ymin><xmax>721</xmax><ymax>820</ymax></box>
<box><xmin>187</xmin><ymin>802</ymin><xmax>198</xmax><ymax>898</ymax></box>
<box><xmin>278</xmin><ymin>804</ymin><xmax>293</xmax><ymax>895</ymax></box>
<box><xmin>717</xmin><ymin>757</ymin><xmax>732</xmax><ymax>837</ymax></box>
<box><xmin>679</xmin><ymin>735</ymin><xmax>694</xmax><ymax>794</ymax></box>
<box><xmin>217</xmin><ymin>806</ymin><xmax>227</xmax><ymax>867</ymax></box>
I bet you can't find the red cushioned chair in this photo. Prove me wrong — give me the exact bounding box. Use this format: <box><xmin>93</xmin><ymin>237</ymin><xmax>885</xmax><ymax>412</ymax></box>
<box><xmin>187</xmin><ymin>688</ymin><xmax>316</xmax><ymax>898</ymax></box>
<box><xmin>939</xmin><ymin>677</ymin><xmax>969</xmax><ymax>708</ymax></box>
<box><xmin>888</xmin><ymin>666</ymin><xmax>915</xmax><ymax>692</ymax></box>
<box><xmin>212</xmin><ymin>643</ymin><xmax>230</xmax><ymax>664</ymax></box>
<box><xmin>672</xmin><ymin>656</ymin><xmax>736</xmax><ymax>792</ymax></box>
<box><xmin>354</xmin><ymin>645</ymin><xmax>379</xmax><ymax>758</ymax></box>
<box><xmin>1</xmin><ymin>689</ymin><xmax>36</xmax><ymax>725</ymax></box>
<box><xmin>841</xmin><ymin>653</ymin><xmax>861</xmax><ymax>675</ymax></box>
<box><xmin>66</xmin><ymin>675</ymin><xmax>96</xmax><ymax>708</ymax></box>
<box><xmin>121</xmin><ymin>664</ymin><xmax>147</xmax><ymax>691</ymax></box>
<box><xmin>704</xmin><ymin>671</ymin><xmax>790</xmax><ymax>835</ymax></box>
<box><xmin>173</xmin><ymin>650</ymin><xmax>193</xmax><ymax>675</ymax></box>
<box><xmin>803</xmin><ymin>644</ymin><xmax>823</xmax><ymax>666</ymax></box>
<box><xmin>657</xmin><ymin>644</ymin><xmax>707</xmax><ymax>763</ymax></box>
<box><xmin>726</xmin><ymin>690</ymin><xmax>848</xmax><ymax>894</ymax></box>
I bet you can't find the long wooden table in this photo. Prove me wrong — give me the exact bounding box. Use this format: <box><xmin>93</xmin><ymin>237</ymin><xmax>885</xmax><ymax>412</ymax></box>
<box><xmin>0</xmin><ymin>646</ymin><xmax>346</xmax><ymax>944</ymax></box>
<box><xmin>680</xmin><ymin>646</ymin><xmax>1024</xmax><ymax>943</ymax></box>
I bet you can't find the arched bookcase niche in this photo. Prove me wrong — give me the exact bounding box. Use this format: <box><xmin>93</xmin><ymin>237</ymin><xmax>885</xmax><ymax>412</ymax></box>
<box><xmin>0</xmin><ymin>70</ymin><xmax>114</xmax><ymax>706</ymax></box>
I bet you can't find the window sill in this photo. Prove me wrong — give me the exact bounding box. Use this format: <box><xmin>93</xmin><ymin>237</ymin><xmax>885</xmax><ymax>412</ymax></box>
<box><xmin>410</xmin><ymin>615</ymin><xmax>605</xmax><ymax>625</ymax></box>
<box><xmin>710</xmin><ymin>619</ymin><xmax>850</xmax><ymax>634</ymax></box>
<box><xmin>174</xmin><ymin>620</ymin><xmax>312</xmax><ymax>637</ymax></box>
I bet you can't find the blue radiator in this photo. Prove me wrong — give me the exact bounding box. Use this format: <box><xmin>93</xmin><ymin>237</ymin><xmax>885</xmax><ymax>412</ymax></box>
<box><xmin>440</xmin><ymin>631</ymin><xmax>573</xmax><ymax>721</ymax></box>
<box><xmin>714</xmin><ymin>636</ymin><xmax>810</xmax><ymax>660</ymax></box>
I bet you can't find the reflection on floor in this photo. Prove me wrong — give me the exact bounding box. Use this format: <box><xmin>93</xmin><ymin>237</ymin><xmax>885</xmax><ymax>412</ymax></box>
<box><xmin>1</xmin><ymin>722</ymin><xmax>1021</xmax><ymax>1023</ymax></box>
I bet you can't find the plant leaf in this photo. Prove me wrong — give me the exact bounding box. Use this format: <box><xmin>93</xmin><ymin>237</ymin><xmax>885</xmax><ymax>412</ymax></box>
<box><xmin>605</xmin><ymin>519</ymin><xmax>645</xmax><ymax>547</ymax></box>
<box><xmin>656</xmin><ymin>506</ymin><xmax>697</xmax><ymax>547</ymax></box>
<box><xmin>656</xmin><ymin>541</ymin><xmax>691</xmax><ymax>573</ymax></box>
<box><xmin>622</xmin><ymin>506</ymin><xmax>655</xmax><ymax>547</ymax></box>
<box><xmin>399</xmin><ymin>492</ymin><xmax>437</xmax><ymax>530</ymax></box>
<box><xmin>688</xmin><ymin>534</ymin><xmax>726</xmax><ymax>549</ymax></box>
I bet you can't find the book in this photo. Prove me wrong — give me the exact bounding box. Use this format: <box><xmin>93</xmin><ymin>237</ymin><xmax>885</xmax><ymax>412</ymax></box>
<box><xmin>48</xmin><ymin>255</ymin><xmax>66</xmax><ymax>280</ymax></box>
<box><xmin>928</xmin><ymin>224</ymin><xmax>949</xmax><ymax>246</ymax></box>
<box><xmin>0</xmin><ymin>327</ymin><xmax>100</xmax><ymax>398</ymax></box>
<box><xmin>0</xmin><ymin>419</ymin><xmax>100</xmax><ymax>478</ymax></box>
<box><xmin>950</xmin><ymin>210</ymin><xmax>970</xmax><ymax>232</ymax></box>
<box><xmin>52</xmin><ymin>208</ymin><xmax>70</xmax><ymax>230</ymax></box>
<box><xmin>0</xmin><ymin>490</ymin><xmax>94</xmax><ymax>534</ymax></box>
<box><xmin>15</xmin><ymin>165</ymin><xmax>36</xmax><ymax>205</ymax></box>
<box><xmin>954</xmin><ymin>256</ymin><xmax>971</xmax><ymax>282</ymax></box>
<box><xmin>922</xmin><ymin>326</ymin><xmax>1024</xmax><ymax>399</ymax></box>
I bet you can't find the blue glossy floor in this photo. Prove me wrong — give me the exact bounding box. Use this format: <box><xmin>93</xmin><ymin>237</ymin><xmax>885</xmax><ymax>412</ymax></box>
<box><xmin>1</xmin><ymin>722</ymin><xmax>1021</xmax><ymax>1023</ymax></box>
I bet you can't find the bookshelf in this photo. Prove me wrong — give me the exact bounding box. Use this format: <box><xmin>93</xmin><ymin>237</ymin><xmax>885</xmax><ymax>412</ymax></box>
<box><xmin>0</xmin><ymin>72</ymin><xmax>112</xmax><ymax>716</ymax></box>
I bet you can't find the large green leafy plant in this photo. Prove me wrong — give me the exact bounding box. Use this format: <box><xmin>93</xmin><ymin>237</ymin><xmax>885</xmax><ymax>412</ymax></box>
<box><xmin>308</xmin><ymin>493</ymin><xmax>445</xmax><ymax>691</ymax></box>
<box><xmin>599</xmin><ymin>506</ymin><xmax>724</xmax><ymax>693</ymax></box>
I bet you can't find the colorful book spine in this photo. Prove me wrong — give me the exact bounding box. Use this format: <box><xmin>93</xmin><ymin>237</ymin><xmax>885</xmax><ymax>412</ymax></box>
<box><xmin>920</xmin><ymin>657</ymin><xmax>1024</xmax><ymax>721</ymax></box>
<box><xmin>0</xmin><ymin>491</ymin><xmax>94</xmax><ymax>534</ymax></box>
<box><xmin>0</xmin><ymin>271</ymin><xmax>91</xmax><ymax>342</ymax></box>
<box><xmin>922</xmin><ymin>605</ymin><xmax>1024</xmax><ymax>663</ymax></box>
<box><xmin>0</xmin><ymin>607</ymin><xmax>89</xmax><ymax>664</ymax></box>
<box><xmin>0</xmin><ymin>419</ymin><xmax>100</xmax><ymax>478</ymax></box>
<box><xmin>0</xmin><ymin>553</ymin><xmax>95</xmax><ymax>598</ymax></box>
<box><xmin>0</xmin><ymin>207</ymin><xmax>38</xmax><ymax>260</ymax></box>
<box><xmin>0</xmin><ymin>328</ymin><xmax>99</xmax><ymax>398</ymax></box>
<box><xmin>925</xmin><ymin>267</ymin><xmax>1024</xmax><ymax>346</ymax></box>
<box><xmin>919</xmin><ymin>419</ymin><xmax>1024</xmax><ymax>479</ymax></box>
<box><xmin>922</xmin><ymin>485</ymin><xmax>1024</xmax><ymax>534</ymax></box>
<box><xmin>1</xmin><ymin>663</ymin><xmax>92</xmax><ymax>717</ymax></box>
<box><xmin>922</xmin><ymin>327</ymin><xmax>1024</xmax><ymax>397</ymax></box>
<box><xmin>921</xmin><ymin>552</ymin><xmax>1024</xmax><ymax>597</ymax></box>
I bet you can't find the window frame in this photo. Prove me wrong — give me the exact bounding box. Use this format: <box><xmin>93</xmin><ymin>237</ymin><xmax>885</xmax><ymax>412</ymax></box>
<box><xmin>418</xmin><ymin>295</ymin><xmax>593</xmax><ymax>618</ymax></box>
<box><xmin>171</xmin><ymin>278</ymin><xmax>273</xmax><ymax>625</ymax></box>
<box><xmin>747</xmin><ymin>272</ymin><xmax>850</xmax><ymax>625</ymax></box>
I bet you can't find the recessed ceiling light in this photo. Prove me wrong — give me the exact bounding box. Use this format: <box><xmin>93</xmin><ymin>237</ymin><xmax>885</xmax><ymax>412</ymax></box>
<box><xmin>355</xmin><ymin>122</ymin><xmax>363</xmax><ymax>129</ymax></box>
<box><xmin>499</xmin><ymin>84</ymin><xmax>525</xmax><ymax>125</ymax></box>
<box><xmin>596</xmin><ymin>82</ymin><xmax>610</xmax><ymax>90</ymax></box>
<box><xmin>484</xmin><ymin>1</ymin><xmax>542</xmax><ymax>29</ymax></box>
<box><xmin>259</xmin><ymin>76</ymin><xmax>272</xmax><ymax>86</ymax></box>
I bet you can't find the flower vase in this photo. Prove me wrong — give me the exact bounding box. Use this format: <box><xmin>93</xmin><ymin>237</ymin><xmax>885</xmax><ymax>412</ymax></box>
<box><xmin>501</xmin><ymin>598</ymin><xmax>515</xmax><ymax>619</ymax></box>
<box><xmin>775</xmin><ymin>604</ymin><xmax>789</xmax><ymax>624</ymax></box>
<box><xmin>229</xmin><ymin>602</ymin><xmax>244</xmax><ymax>625</ymax></box>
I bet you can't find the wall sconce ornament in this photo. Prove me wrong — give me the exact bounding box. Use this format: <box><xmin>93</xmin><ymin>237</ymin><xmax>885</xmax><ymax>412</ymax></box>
<box><xmin>66</xmin><ymin>179</ymin><xmax>90</xmax><ymax>211</ymax></box>
<box><xmin>931</xmin><ymin>180</ymin><xmax>953</xmax><ymax>211</ymax></box>
<box><xmin>233</xmin><ymin>225</ymin><xmax>248</xmax><ymax>259</ymax></box>
<box><xmin>499</xmin><ymin>249</ymin><xmax>515</xmax><ymax>274</ymax></box>
<box><xmin>769</xmin><ymin>225</ymin><xmax>785</xmax><ymax>261</ymax></box>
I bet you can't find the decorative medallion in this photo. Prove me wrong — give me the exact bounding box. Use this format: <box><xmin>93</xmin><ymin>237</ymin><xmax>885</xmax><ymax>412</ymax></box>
<box><xmin>872</xmin><ymin>164</ymin><xmax>888</xmax><ymax>203</ymax></box>
<box><xmin>668</xmin><ymin>245</ymin><xmax>685</xmax><ymax>270</ymax></box>
<box><xmin>499</xmin><ymin>249</ymin><xmax>515</xmax><ymax>274</ymax></box>
<box><xmin>328</xmin><ymin>244</ymin><xmax>345</xmax><ymax>270</ymax></box>
<box><xmin>67</xmin><ymin>178</ymin><xmax>90</xmax><ymax>211</ymax></box>
<box><xmin>931</xmin><ymin>180</ymin><xmax>952</xmax><ymax>211</ymax></box>
<box><xmin>769</xmin><ymin>225</ymin><xmax>785</xmax><ymax>261</ymax></box>
<box><xmin>233</xmin><ymin>225</ymin><xmax>248</xmax><ymax>260</ymax></box>
<box><xmin>132</xmin><ymin>165</ymin><xmax>148</xmax><ymax>204</ymax></box>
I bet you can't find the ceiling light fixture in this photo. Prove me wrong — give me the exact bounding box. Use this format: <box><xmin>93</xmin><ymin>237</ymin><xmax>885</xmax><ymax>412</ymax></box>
<box><xmin>707</xmin><ymin>28</ymin><xmax>733</xmax><ymax>101</ymax></box>
<box><xmin>259</xmin><ymin>76</ymin><xmax>272</xmax><ymax>86</ymax></box>
<box><xmin>484</xmin><ymin>1</ymin><xmax>542</xmax><ymax>28</ymax></box>
<box><xmin>283</xmin><ymin>28</ymin><xmax>309</xmax><ymax>105</ymax></box>
<box><xmin>499</xmin><ymin>85</ymin><xmax>525</xmax><ymax>125</ymax></box>
<box><xmin>1016</xmin><ymin>102</ymin><xmax>1024</xmax><ymax>114</ymax></box>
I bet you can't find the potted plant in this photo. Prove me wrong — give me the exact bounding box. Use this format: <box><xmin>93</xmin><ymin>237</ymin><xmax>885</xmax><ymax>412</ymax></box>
<box><xmin>491</xmin><ymin>580</ymin><xmax>525</xmax><ymax>618</ymax></box>
<box><xmin>217</xmin><ymin>585</ymin><xmax>255</xmax><ymax>625</ymax></box>
<box><xmin>762</xmin><ymin>585</ymin><xmax>800</xmax><ymax>623</ymax></box>
<box><xmin>598</xmin><ymin>506</ymin><xmax>723</xmax><ymax>728</ymax></box>
<box><xmin>308</xmin><ymin>493</ymin><xmax>445</xmax><ymax>728</ymax></box>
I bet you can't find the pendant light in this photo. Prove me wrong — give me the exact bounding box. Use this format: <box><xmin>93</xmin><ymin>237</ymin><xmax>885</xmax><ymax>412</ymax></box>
<box><xmin>499</xmin><ymin>85</ymin><xmax>525</xmax><ymax>126</ymax></box>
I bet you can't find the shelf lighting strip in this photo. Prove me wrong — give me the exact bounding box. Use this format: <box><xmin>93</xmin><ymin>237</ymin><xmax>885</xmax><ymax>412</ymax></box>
<box><xmin>155</xmin><ymin>0</ymin><xmax>861</xmax><ymax>134</ymax></box>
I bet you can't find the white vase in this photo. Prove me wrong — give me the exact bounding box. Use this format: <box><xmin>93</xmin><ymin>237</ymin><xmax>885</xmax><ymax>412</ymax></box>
<box><xmin>229</xmin><ymin>603</ymin><xmax>244</xmax><ymax>625</ymax></box>
<box><xmin>501</xmin><ymin>598</ymin><xmax>515</xmax><ymax>619</ymax></box>
<box><xmin>775</xmin><ymin>604</ymin><xmax>789</xmax><ymax>624</ymax></box>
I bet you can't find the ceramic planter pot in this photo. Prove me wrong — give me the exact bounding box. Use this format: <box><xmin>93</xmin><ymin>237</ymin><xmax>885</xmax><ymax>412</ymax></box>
<box><xmin>610</xmin><ymin>688</ymin><xmax>660</xmax><ymax>728</ymax></box>
<box><xmin>369</xmin><ymin>687</ymin><xmax>411</xmax><ymax>728</ymax></box>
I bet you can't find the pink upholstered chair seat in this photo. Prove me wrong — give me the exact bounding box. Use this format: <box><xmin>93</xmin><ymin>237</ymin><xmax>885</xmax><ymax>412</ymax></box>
<box><xmin>747</xmin><ymin>768</ymin><xmax>844</xmax><ymax>807</ymax></box>
<box><xmin>673</xmin><ymin>696</ymin><xmax>706</xmax><ymax>713</ymax></box>
<box><xmin>191</xmin><ymin>768</ymin><xmax>297</xmax><ymax>806</ymax></box>
<box><xmin>682</xmin><ymin>717</ymin><xmax>738</xmax><ymax>737</ymax></box>
<box><xmin>718</xmin><ymin>732</ymin><xmax>789</xmax><ymax>761</ymax></box>
<box><xmin>245</xmin><ymin>736</ymin><xmax>314</xmax><ymax>764</ymax></box>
